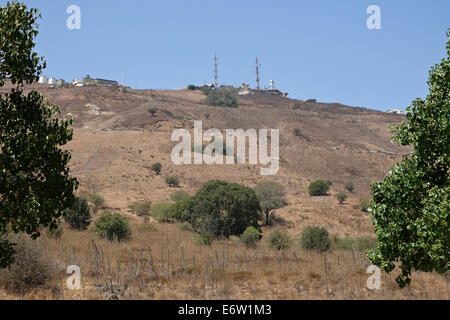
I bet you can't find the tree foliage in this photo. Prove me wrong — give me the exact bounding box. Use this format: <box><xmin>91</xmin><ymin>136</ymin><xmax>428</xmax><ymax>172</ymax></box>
<box><xmin>253</xmin><ymin>181</ymin><xmax>287</xmax><ymax>225</ymax></box>
<box><xmin>181</xmin><ymin>180</ymin><xmax>261</xmax><ymax>238</ymax></box>
<box><xmin>63</xmin><ymin>197</ymin><xmax>91</xmax><ymax>230</ymax></box>
<box><xmin>308</xmin><ymin>180</ymin><xmax>330</xmax><ymax>196</ymax></box>
<box><xmin>0</xmin><ymin>3</ymin><xmax>77</xmax><ymax>268</ymax></box>
<box><xmin>93</xmin><ymin>212</ymin><xmax>131</xmax><ymax>241</ymax></box>
<box><xmin>368</xmin><ymin>31</ymin><xmax>450</xmax><ymax>287</ymax></box>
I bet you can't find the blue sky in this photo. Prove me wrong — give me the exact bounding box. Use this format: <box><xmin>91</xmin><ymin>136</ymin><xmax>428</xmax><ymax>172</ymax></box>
<box><xmin>8</xmin><ymin>0</ymin><xmax>450</xmax><ymax>111</ymax></box>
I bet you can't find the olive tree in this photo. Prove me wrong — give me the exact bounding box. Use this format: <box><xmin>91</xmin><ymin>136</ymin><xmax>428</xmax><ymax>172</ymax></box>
<box><xmin>253</xmin><ymin>181</ymin><xmax>287</xmax><ymax>225</ymax></box>
<box><xmin>0</xmin><ymin>2</ymin><xmax>77</xmax><ymax>268</ymax></box>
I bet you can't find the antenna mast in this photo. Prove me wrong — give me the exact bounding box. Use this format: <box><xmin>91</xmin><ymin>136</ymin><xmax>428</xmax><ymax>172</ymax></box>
<box><xmin>255</xmin><ymin>57</ymin><xmax>260</xmax><ymax>90</ymax></box>
<box><xmin>214</xmin><ymin>54</ymin><xmax>218</xmax><ymax>88</ymax></box>
<box><xmin>122</xmin><ymin>69</ymin><xmax>126</xmax><ymax>87</ymax></box>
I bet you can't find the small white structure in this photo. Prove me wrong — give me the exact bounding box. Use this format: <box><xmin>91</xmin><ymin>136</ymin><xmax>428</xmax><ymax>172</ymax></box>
<box><xmin>48</xmin><ymin>77</ymin><xmax>57</xmax><ymax>85</ymax></box>
<box><xmin>38</xmin><ymin>76</ymin><xmax>48</xmax><ymax>84</ymax></box>
<box><xmin>56</xmin><ymin>79</ymin><xmax>65</xmax><ymax>86</ymax></box>
<box><xmin>386</xmin><ymin>109</ymin><xmax>404</xmax><ymax>115</ymax></box>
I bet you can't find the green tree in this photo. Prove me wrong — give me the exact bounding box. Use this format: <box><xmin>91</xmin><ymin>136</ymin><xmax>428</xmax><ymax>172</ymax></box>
<box><xmin>206</xmin><ymin>88</ymin><xmax>238</xmax><ymax>108</ymax></box>
<box><xmin>151</xmin><ymin>203</ymin><xmax>175</xmax><ymax>222</ymax></box>
<box><xmin>299</xmin><ymin>226</ymin><xmax>331</xmax><ymax>252</ymax></box>
<box><xmin>368</xmin><ymin>31</ymin><xmax>450</xmax><ymax>288</ymax></box>
<box><xmin>253</xmin><ymin>181</ymin><xmax>287</xmax><ymax>225</ymax></box>
<box><xmin>151</xmin><ymin>162</ymin><xmax>162</xmax><ymax>175</ymax></box>
<box><xmin>184</xmin><ymin>180</ymin><xmax>261</xmax><ymax>238</ymax></box>
<box><xmin>63</xmin><ymin>197</ymin><xmax>92</xmax><ymax>230</ymax></box>
<box><xmin>308</xmin><ymin>180</ymin><xmax>330</xmax><ymax>196</ymax></box>
<box><xmin>93</xmin><ymin>212</ymin><xmax>131</xmax><ymax>241</ymax></box>
<box><xmin>129</xmin><ymin>201</ymin><xmax>151</xmax><ymax>216</ymax></box>
<box><xmin>0</xmin><ymin>3</ymin><xmax>77</xmax><ymax>268</ymax></box>
<box><xmin>266</xmin><ymin>229</ymin><xmax>292</xmax><ymax>251</ymax></box>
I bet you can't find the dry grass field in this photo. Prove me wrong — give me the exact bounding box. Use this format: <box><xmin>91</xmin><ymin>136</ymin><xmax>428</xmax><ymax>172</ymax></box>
<box><xmin>1</xmin><ymin>84</ymin><xmax>447</xmax><ymax>300</ymax></box>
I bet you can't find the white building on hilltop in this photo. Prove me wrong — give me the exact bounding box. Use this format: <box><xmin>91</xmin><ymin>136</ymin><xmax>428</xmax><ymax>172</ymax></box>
<box><xmin>386</xmin><ymin>109</ymin><xmax>404</xmax><ymax>115</ymax></box>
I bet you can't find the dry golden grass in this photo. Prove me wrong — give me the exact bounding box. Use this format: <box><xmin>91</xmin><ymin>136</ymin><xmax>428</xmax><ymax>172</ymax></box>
<box><xmin>1</xmin><ymin>221</ymin><xmax>448</xmax><ymax>300</ymax></box>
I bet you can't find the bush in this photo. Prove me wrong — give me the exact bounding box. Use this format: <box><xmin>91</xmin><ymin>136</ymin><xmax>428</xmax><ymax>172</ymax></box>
<box><xmin>344</xmin><ymin>181</ymin><xmax>354</xmax><ymax>193</ymax></box>
<box><xmin>360</xmin><ymin>199</ymin><xmax>370</xmax><ymax>212</ymax></box>
<box><xmin>335</xmin><ymin>192</ymin><xmax>348</xmax><ymax>204</ymax></box>
<box><xmin>266</xmin><ymin>229</ymin><xmax>292</xmax><ymax>251</ymax></box>
<box><xmin>165</xmin><ymin>175</ymin><xmax>180</xmax><ymax>187</ymax></box>
<box><xmin>326</xmin><ymin>180</ymin><xmax>333</xmax><ymax>187</ymax></box>
<box><xmin>63</xmin><ymin>197</ymin><xmax>92</xmax><ymax>230</ymax></box>
<box><xmin>194</xmin><ymin>232</ymin><xmax>213</xmax><ymax>246</ymax></box>
<box><xmin>293</xmin><ymin>128</ymin><xmax>302</xmax><ymax>136</ymax></box>
<box><xmin>129</xmin><ymin>201</ymin><xmax>151</xmax><ymax>216</ymax></box>
<box><xmin>308</xmin><ymin>180</ymin><xmax>330</xmax><ymax>196</ymax></box>
<box><xmin>89</xmin><ymin>193</ymin><xmax>104</xmax><ymax>212</ymax></box>
<box><xmin>240</xmin><ymin>226</ymin><xmax>261</xmax><ymax>249</ymax></box>
<box><xmin>151</xmin><ymin>203</ymin><xmax>175</xmax><ymax>222</ymax></box>
<box><xmin>151</xmin><ymin>162</ymin><xmax>162</xmax><ymax>175</ymax></box>
<box><xmin>184</xmin><ymin>180</ymin><xmax>261</xmax><ymax>238</ymax></box>
<box><xmin>187</xmin><ymin>84</ymin><xmax>197</xmax><ymax>90</ymax></box>
<box><xmin>299</xmin><ymin>226</ymin><xmax>331</xmax><ymax>252</ymax></box>
<box><xmin>171</xmin><ymin>190</ymin><xmax>190</xmax><ymax>202</ymax></box>
<box><xmin>204</xmin><ymin>113</ymin><xmax>210</xmax><ymax>119</ymax></box>
<box><xmin>148</xmin><ymin>108</ymin><xmax>157</xmax><ymax>116</ymax></box>
<box><xmin>0</xmin><ymin>234</ymin><xmax>51</xmax><ymax>292</ymax></box>
<box><xmin>206</xmin><ymin>88</ymin><xmax>238</xmax><ymax>108</ymax></box>
<box><xmin>93</xmin><ymin>212</ymin><xmax>131</xmax><ymax>241</ymax></box>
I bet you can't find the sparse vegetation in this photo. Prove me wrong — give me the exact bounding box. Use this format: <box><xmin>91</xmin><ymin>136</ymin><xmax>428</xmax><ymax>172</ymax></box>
<box><xmin>170</xmin><ymin>190</ymin><xmax>190</xmax><ymax>202</ymax></box>
<box><xmin>129</xmin><ymin>201</ymin><xmax>151</xmax><ymax>216</ymax></box>
<box><xmin>266</xmin><ymin>229</ymin><xmax>292</xmax><ymax>251</ymax></box>
<box><xmin>331</xmin><ymin>235</ymin><xmax>378</xmax><ymax>252</ymax></box>
<box><xmin>240</xmin><ymin>226</ymin><xmax>261</xmax><ymax>249</ymax></box>
<box><xmin>360</xmin><ymin>199</ymin><xmax>370</xmax><ymax>212</ymax></box>
<box><xmin>299</xmin><ymin>226</ymin><xmax>331</xmax><ymax>252</ymax></box>
<box><xmin>45</xmin><ymin>223</ymin><xmax>63</xmax><ymax>239</ymax></box>
<box><xmin>165</xmin><ymin>175</ymin><xmax>180</xmax><ymax>187</ymax></box>
<box><xmin>63</xmin><ymin>197</ymin><xmax>92</xmax><ymax>230</ymax></box>
<box><xmin>0</xmin><ymin>234</ymin><xmax>51</xmax><ymax>293</ymax></box>
<box><xmin>206</xmin><ymin>88</ymin><xmax>238</xmax><ymax>108</ymax></box>
<box><xmin>308</xmin><ymin>180</ymin><xmax>330</xmax><ymax>196</ymax></box>
<box><xmin>148</xmin><ymin>108</ymin><xmax>157</xmax><ymax>116</ymax></box>
<box><xmin>344</xmin><ymin>181</ymin><xmax>354</xmax><ymax>193</ymax></box>
<box><xmin>151</xmin><ymin>203</ymin><xmax>175</xmax><ymax>223</ymax></box>
<box><xmin>194</xmin><ymin>232</ymin><xmax>213</xmax><ymax>246</ymax></box>
<box><xmin>89</xmin><ymin>194</ymin><xmax>105</xmax><ymax>213</ymax></box>
<box><xmin>151</xmin><ymin>162</ymin><xmax>162</xmax><ymax>175</ymax></box>
<box><xmin>335</xmin><ymin>192</ymin><xmax>348</xmax><ymax>204</ymax></box>
<box><xmin>93</xmin><ymin>212</ymin><xmax>131</xmax><ymax>241</ymax></box>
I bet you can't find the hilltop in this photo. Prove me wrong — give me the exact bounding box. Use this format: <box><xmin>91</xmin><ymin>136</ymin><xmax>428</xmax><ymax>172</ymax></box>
<box><xmin>3</xmin><ymin>84</ymin><xmax>409</xmax><ymax>238</ymax></box>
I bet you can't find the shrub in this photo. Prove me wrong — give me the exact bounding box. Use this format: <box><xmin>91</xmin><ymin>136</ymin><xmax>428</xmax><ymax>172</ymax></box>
<box><xmin>335</xmin><ymin>192</ymin><xmax>348</xmax><ymax>204</ymax></box>
<box><xmin>266</xmin><ymin>229</ymin><xmax>292</xmax><ymax>251</ymax></box>
<box><xmin>204</xmin><ymin>113</ymin><xmax>210</xmax><ymax>119</ymax></box>
<box><xmin>331</xmin><ymin>236</ymin><xmax>378</xmax><ymax>252</ymax></box>
<box><xmin>184</xmin><ymin>180</ymin><xmax>261</xmax><ymax>238</ymax></box>
<box><xmin>129</xmin><ymin>201</ymin><xmax>151</xmax><ymax>216</ymax></box>
<box><xmin>171</xmin><ymin>190</ymin><xmax>190</xmax><ymax>202</ymax></box>
<box><xmin>165</xmin><ymin>175</ymin><xmax>180</xmax><ymax>187</ymax></box>
<box><xmin>206</xmin><ymin>88</ymin><xmax>238</xmax><ymax>108</ymax></box>
<box><xmin>151</xmin><ymin>162</ymin><xmax>162</xmax><ymax>175</ymax></box>
<box><xmin>194</xmin><ymin>232</ymin><xmax>213</xmax><ymax>246</ymax></box>
<box><xmin>308</xmin><ymin>180</ymin><xmax>330</xmax><ymax>196</ymax></box>
<box><xmin>187</xmin><ymin>84</ymin><xmax>197</xmax><ymax>90</ymax></box>
<box><xmin>360</xmin><ymin>199</ymin><xmax>370</xmax><ymax>212</ymax></box>
<box><xmin>293</xmin><ymin>128</ymin><xmax>302</xmax><ymax>136</ymax></box>
<box><xmin>299</xmin><ymin>226</ymin><xmax>331</xmax><ymax>252</ymax></box>
<box><xmin>89</xmin><ymin>193</ymin><xmax>104</xmax><ymax>212</ymax></box>
<box><xmin>240</xmin><ymin>226</ymin><xmax>261</xmax><ymax>249</ymax></box>
<box><xmin>331</xmin><ymin>236</ymin><xmax>354</xmax><ymax>250</ymax></box>
<box><xmin>0</xmin><ymin>234</ymin><xmax>51</xmax><ymax>293</ymax></box>
<box><xmin>344</xmin><ymin>181</ymin><xmax>354</xmax><ymax>193</ymax></box>
<box><xmin>93</xmin><ymin>212</ymin><xmax>131</xmax><ymax>241</ymax></box>
<box><xmin>63</xmin><ymin>197</ymin><xmax>92</xmax><ymax>230</ymax></box>
<box><xmin>148</xmin><ymin>108</ymin><xmax>157</xmax><ymax>116</ymax></box>
<box><xmin>326</xmin><ymin>180</ymin><xmax>333</xmax><ymax>187</ymax></box>
<box><xmin>151</xmin><ymin>203</ymin><xmax>175</xmax><ymax>222</ymax></box>
<box><xmin>354</xmin><ymin>236</ymin><xmax>378</xmax><ymax>251</ymax></box>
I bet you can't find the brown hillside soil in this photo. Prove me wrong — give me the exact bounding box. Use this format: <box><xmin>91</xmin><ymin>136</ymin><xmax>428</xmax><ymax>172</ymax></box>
<box><xmin>2</xmin><ymin>85</ymin><xmax>444</xmax><ymax>300</ymax></box>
